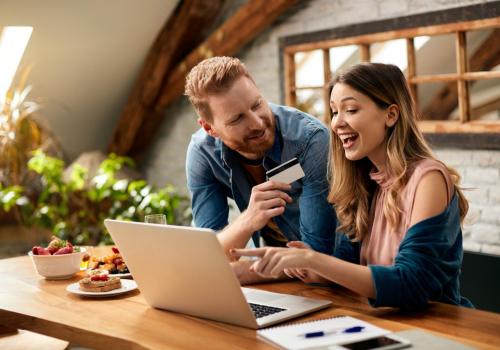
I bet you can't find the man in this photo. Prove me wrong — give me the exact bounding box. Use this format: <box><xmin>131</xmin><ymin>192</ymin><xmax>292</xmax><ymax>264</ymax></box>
<box><xmin>184</xmin><ymin>56</ymin><xmax>336</xmax><ymax>284</ymax></box>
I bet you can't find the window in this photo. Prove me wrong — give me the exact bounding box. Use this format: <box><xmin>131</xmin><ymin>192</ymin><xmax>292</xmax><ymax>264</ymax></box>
<box><xmin>280</xmin><ymin>4</ymin><xmax>500</xmax><ymax>147</ymax></box>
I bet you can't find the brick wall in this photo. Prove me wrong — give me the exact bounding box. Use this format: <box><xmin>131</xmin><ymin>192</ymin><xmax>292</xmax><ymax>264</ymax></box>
<box><xmin>142</xmin><ymin>0</ymin><xmax>500</xmax><ymax>255</ymax></box>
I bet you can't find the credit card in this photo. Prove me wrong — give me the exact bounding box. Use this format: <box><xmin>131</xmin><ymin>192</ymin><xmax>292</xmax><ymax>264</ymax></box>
<box><xmin>266</xmin><ymin>157</ymin><xmax>305</xmax><ymax>184</ymax></box>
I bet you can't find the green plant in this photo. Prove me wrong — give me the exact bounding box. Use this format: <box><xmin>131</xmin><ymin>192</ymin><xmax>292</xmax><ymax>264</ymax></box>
<box><xmin>0</xmin><ymin>150</ymin><xmax>191</xmax><ymax>245</ymax></box>
<box><xmin>0</xmin><ymin>68</ymin><xmax>60</xmax><ymax>187</ymax></box>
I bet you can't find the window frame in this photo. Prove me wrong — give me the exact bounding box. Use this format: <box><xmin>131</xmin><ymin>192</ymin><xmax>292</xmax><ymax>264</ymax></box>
<box><xmin>279</xmin><ymin>3</ymin><xmax>500</xmax><ymax>149</ymax></box>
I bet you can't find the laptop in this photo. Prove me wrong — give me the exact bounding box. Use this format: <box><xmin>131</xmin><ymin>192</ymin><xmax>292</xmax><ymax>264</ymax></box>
<box><xmin>104</xmin><ymin>219</ymin><xmax>332</xmax><ymax>329</ymax></box>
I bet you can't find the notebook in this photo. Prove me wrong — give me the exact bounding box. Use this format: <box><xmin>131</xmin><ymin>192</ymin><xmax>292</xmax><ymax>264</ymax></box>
<box><xmin>257</xmin><ymin>316</ymin><xmax>390</xmax><ymax>350</ymax></box>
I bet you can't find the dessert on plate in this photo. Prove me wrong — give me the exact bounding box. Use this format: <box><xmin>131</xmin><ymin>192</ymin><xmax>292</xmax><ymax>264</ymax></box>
<box><xmin>79</xmin><ymin>272</ymin><xmax>121</xmax><ymax>292</ymax></box>
<box><xmin>87</xmin><ymin>247</ymin><xmax>129</xmax><ymax>275</ymax></box>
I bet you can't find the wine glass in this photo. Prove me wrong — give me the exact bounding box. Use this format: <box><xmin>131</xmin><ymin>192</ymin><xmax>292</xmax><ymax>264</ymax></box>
<box><xmin>144</xmin><ymin>214</ymin><xmax>167</xmax><ymax>225</ymax></box>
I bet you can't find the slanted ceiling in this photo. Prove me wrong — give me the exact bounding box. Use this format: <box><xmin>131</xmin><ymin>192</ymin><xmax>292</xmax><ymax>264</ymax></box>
<box><xmin>0</xmin><ymin>0</ymin><xmax>179</xmax><ymax>160</ymax></box>
<box><xmin>108</xmin><ymin>0</ymin><xmax>299</xmax><ymax>159</ymax></box>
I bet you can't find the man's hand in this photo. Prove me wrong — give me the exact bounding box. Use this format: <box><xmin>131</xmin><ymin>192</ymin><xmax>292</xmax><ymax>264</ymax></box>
<box><xmin>239</xmin><ymin>180</ymin><xmax>293</xmax><ymax>233</ymax></box>
<box><xmin>218</xmin><ymin>180</ymin><xmax>292</xmax><ymax>257</ymax></box>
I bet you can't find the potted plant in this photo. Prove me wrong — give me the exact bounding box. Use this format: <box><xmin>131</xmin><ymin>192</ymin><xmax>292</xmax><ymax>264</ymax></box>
<box><xmin>0</xmin><ymin>150</ymin><xmax>191</xmax><ymax>245</ymax></box>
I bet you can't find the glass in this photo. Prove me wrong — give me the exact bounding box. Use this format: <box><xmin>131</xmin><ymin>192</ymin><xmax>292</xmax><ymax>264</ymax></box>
<box><xmin>295</xmin><ymin>50</ymin><xmax>324</xmax><ymax>88</ymax></box>
<box><xmin>296</xmin><ymin>88</ymin><xmax>325</xmax><ymax>119</ymax></box>
<box><xmin>144</xmin><ymin>214</ymin><xmax>167</xmax><ymax>225</ymax></box>
<box><xmin>329</xmin><ymin>45</ymin><xmax>360</xmax><ymax>74</ymax></box>
<box><xmin>415</xmin><ymin>34</ymin><xmax>456</xmax><ymax>75</ymax></box>
<box><xmin>418</xmin><ymin>81</ymin><xmax>456</xmax><ymax>121</ymax></box>
<box><xmin>79</xmin><ymin>246</ymin><xmax>92</xmax><ymax>270</ymax></box>
<box><xmin>469</xmin><ymin>79</ymin><xmax>500</xmax><ymax>121</ymax></box>
<box><xmin>370</xmin><ymin>39</ymin><xmax>407</xmax><ymax>72</ymax></box>
<box><xmin>466</xmin><ymin>28</ymin><xmax>497</xmax><ymax>73</ymax></box>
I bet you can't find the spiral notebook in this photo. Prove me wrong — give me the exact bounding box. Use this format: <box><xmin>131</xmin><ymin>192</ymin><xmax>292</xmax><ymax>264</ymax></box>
<box><xmin>257</xmin><ymin>315</ymin><xmax>390</xmax><ymax>350</ymax></box>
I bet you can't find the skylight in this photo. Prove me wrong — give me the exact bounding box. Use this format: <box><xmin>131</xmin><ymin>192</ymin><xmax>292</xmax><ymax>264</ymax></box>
<box><xmin>0</xmin><ymin>26</ymin><xmax>33</xmax><ymax>100</ymax></box>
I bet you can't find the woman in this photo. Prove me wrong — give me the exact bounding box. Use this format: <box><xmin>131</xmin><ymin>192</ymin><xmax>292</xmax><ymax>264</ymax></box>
<box><xmin>231</xmin><ymin>63</ymin><xmax>472</xmax><ymax>309</ymax></box>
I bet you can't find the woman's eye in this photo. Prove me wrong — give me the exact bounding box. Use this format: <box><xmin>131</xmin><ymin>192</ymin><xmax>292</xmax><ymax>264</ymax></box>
<box><xmin>331</xmin><ymin>111</ymin><xmax>338</xmax><ymax>118</ymax></box>
<box><xmin>346</xmin><ymin>109</ymin><xmax>357</xmax><ymax>114</ymax></box>
<box><xmin>252</xmin><ymin>101</ymin><xmax>261</xmax><ymax>110</ymax></box>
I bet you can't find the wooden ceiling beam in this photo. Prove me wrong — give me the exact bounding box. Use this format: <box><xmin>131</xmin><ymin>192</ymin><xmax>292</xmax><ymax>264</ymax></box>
<box><xmin>108</xmin><ymin>0</ymin><xmax>224</xmax><ymax>156</ymax></box>
<box><xmin>423</xmin><ymin>28</ymin><xmax>500</xmax><ymax>120</ymax></box>
<box><xmin>126</xmin><ymin>0</ymin><xmax>298</xmax><ymax>158</ymax></box>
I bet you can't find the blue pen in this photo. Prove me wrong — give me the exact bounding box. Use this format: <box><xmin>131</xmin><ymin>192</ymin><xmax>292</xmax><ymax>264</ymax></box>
<box><xmin>303</xmin><ymin>326</ymin><xmax>365</xmax><ymax>338</ymax></box>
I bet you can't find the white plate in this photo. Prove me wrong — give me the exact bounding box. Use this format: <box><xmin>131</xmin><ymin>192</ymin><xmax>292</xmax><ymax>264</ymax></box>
<box><xmin>66</xmin><ymin>279</ymin><xmax>138</xmax><ymax>297</ymax></box>
<box><xmin>85</xmin><ymin>269</ymin><xmax>132</xmax><ymax>279</ymax></box>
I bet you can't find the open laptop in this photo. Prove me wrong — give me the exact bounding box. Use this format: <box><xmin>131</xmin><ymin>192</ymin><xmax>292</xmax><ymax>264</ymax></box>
<box><xmin>104</xmin><ymin>219</ymin><xmax>332</xmax><ymax>329</ymax></box>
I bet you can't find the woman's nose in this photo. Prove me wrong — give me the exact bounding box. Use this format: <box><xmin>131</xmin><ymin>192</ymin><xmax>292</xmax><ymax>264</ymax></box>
<box><xmin>331</xmin><ymin>113</ymin><xmax>345</xmax><ymax>131</ymax></box>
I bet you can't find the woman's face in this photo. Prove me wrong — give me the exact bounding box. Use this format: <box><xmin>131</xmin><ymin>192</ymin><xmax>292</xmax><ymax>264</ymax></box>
<box><xmin>330</xmin><ymin>83</ymin><xmax>397</xmax><ymax>169</ymax></box>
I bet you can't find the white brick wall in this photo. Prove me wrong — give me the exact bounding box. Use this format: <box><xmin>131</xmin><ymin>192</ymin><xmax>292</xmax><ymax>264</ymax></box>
<box><xmin>436</xmin><ymin>149</ymin><xmax>500</xmax><ymax>255</ymax></box>
<box><xmin>143</xmin><ymin>0</ymin><xmax>500</xmax><ymax>255</ymax></box>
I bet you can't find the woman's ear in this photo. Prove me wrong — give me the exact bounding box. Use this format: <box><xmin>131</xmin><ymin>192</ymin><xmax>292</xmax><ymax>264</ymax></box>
<box><xmin>198</xmin><ymin>118</ymin><xmax>218</xmax><ymax>137</ymax></box>
<box><xmin>385</xmin><ymin>104</ymin><xmax>399</xmax><ymax>128</ymax></box>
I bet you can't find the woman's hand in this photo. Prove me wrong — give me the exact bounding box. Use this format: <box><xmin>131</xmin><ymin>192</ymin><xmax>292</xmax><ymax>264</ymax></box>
<box><xmin>283</xmin><ymin>241</ymin><xmax>332</xmax><ymax>284</ymax></box>
<box><xmin>230</xmin><ymin>244</ymin><xmax>316</xmax><ymax>278</ymax></box>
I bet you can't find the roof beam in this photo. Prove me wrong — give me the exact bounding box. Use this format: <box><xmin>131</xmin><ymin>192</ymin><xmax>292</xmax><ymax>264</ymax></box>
<box><xmin>127</xmin><ymin>0</ymin><xmax>298</xmax><ymax>158</ymax></box>
<box><xmin>108</xmin><ymin>0</ymin><xmax>224</xmax><ymax>155</ymax></box>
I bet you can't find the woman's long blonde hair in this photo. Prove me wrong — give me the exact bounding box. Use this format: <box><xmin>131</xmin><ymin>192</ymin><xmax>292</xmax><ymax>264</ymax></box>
<box><xmin>328</xmin><ymin>63</ymin><xmax>468</xmax><ymax>241</ymax></box>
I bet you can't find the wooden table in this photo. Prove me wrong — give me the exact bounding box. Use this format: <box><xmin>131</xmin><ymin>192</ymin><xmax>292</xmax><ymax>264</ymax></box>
<box><xmin>1</xmin><ymin>255</ymin><xmax>500</xmax><ymax>349</ymax></box>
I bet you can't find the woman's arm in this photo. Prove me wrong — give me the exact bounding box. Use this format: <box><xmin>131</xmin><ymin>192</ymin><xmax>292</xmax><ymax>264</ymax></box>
<box><xmin>409</xmin><ymin>170</ymin><xmax>449</xmax><ymax>227</ymax></box>
<box><xmin>231</xmin><ymin>247</ymin><xmax>376</xmax><ymax>298</ymax></box>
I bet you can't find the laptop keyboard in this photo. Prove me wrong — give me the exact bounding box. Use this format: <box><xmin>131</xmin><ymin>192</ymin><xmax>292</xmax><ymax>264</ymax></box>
<box><xmin>249</xmin><ymin>303</ymin><xmax>286</xmax><ymax>318</ymax></box>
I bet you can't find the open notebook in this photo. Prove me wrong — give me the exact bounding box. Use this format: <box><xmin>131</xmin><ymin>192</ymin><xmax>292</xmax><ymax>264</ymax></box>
<box><xmin>257</xmin><ymin>316</ymin><xmax>390</xmax><ymax>350</ymax></box>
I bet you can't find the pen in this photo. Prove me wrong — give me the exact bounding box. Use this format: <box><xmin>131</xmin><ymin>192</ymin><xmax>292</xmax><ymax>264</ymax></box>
<box><xmin>302</xmin><ymin>326</ymin><xmax>365</xmax><ymax>338</ymax></box>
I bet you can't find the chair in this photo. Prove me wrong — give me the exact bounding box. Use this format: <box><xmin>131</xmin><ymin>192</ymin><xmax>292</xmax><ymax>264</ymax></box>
<box><xmin>460</xmin><ymin>251</ymin><xmax>500</xmax><ymax>313</ymax></box>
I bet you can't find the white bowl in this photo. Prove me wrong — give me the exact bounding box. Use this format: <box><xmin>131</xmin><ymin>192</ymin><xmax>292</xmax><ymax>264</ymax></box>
<box><xmin>28</xmin><ymin>248</ymin><xmax>86</xmax><ymax>280</ymax></box>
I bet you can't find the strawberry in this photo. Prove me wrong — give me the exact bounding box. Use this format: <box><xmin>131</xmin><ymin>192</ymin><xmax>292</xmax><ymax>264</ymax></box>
<box><xmin>91</xmin><ymin>275</ymin><xmax>108</xmax><ymax>281</ymax></box>
<box><xmin>111</xmin><ymin>247</ymin><xmax>120</xmax><ymax>254</ymax></box>
<box><xmin>32</xmin><ymin>246</ymin><xmax>50</xmax><ymax>255</ymax></box>
<box><xmin>53</xmin><ymin>245</ymin><xmax>74</xmax><ymax>255</ymax></box>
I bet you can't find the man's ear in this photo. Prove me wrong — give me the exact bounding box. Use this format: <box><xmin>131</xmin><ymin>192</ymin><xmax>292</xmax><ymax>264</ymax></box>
<box><xmin>198</xmin><ymin>118</ymin><xmax>218</xmax><ymax>137</ymax></box>
<box><xmin>385</xmin><ymin>104</ymin><xmax>399</xmax><ymax>128</ymax></box>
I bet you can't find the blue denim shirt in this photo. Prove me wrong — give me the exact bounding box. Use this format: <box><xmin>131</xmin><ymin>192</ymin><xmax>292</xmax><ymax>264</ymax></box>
<box><xmin>186</xmin><ymin>103</ymin><xmax>337</xmax><ymax>254</ymax></box>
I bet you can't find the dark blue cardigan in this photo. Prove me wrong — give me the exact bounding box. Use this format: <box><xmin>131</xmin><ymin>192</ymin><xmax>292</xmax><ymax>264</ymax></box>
<box><xmin>334</xmin><ymin>194</ymin><xmax>473</xmax><ymax>309</ymax></box>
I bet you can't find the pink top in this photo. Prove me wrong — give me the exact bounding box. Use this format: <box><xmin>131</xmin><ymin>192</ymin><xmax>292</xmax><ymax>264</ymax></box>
<box><xmin>360</xmin><ymin>158</ymin><xmax>454</xmax><ymax>266</ymax></box>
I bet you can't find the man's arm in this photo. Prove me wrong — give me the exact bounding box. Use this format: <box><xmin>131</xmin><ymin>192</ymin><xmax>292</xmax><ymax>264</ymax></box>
<box><xmin>217</xmin><ymin>180</ymin><xmax>292</xmax><ymax>259</ymax></box>
<box><xmin>298</xmin><ymin>128</ymin><xmax>337</xmax><ymax>255</ymax></box>
<box><xmin>186</xmin><ymin>141</ymin><xmax>229</xmax><ymax>230</ymax></box>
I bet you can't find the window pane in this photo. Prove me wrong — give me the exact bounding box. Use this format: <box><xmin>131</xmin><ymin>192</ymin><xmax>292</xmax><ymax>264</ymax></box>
<box><xmin>329</xmin><ymin>45</ymin><xmax>360</xmax><ymax>75</ymax></box>
<box><xmin>296</xmin><ymin>88</ymin><xmax>325</xmax><ymax>119</ymax></box>
<box><xmin>415</xmin><ymin>34</ymin><xmax>456</xmax><ymax>75</ymax></box>
<box><xmin>295</xmin><ymin>50</ymin><xmax>324</xmax><ymax>88</ymax></box>
<box><xmin>370</xmin><ymin>39</ymin><xmax>407</xmax><ymax>72</ymax></box>
<box><xmin>466</xmin><ymin>28</ymin><xmax>499</xmax><ymax>73</ymax></box>
<box><xmin>470</xmin><ymin>79</ymin><xmax>500</xmax><ymax>121</ymax></box>
<box><xmin>418</xmin><ymin>81</ymin><xmax>457</xmax><ymax>120</ymax></box>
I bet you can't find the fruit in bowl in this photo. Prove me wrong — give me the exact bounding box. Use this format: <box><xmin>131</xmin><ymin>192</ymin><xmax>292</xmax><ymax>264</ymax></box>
<box><xmin>29</xmin><ymin>237</ymin><xmax>86</xmax><ymax>280</ymax></box>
